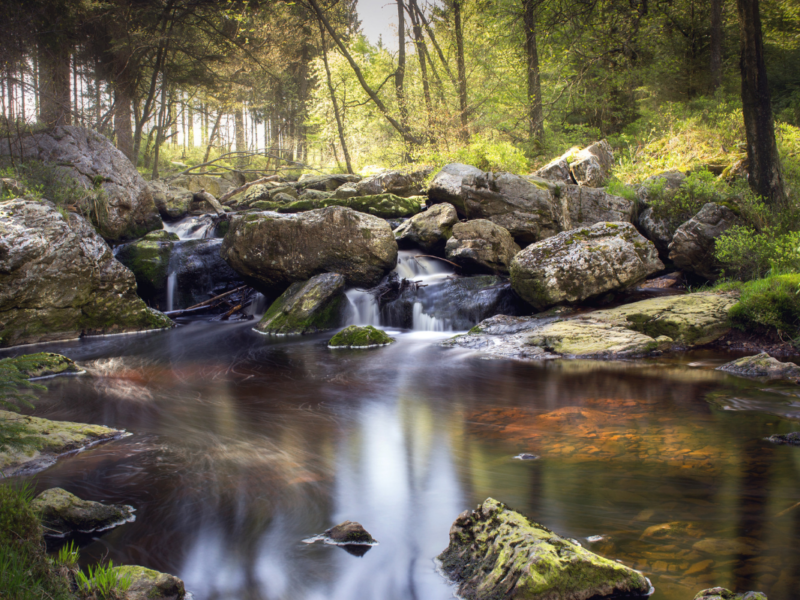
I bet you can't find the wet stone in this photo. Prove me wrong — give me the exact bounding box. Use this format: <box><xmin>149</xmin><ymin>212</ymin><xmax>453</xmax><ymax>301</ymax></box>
<box><xmin>325</xmin><ymin>520</ymin><xmax>376</xmax><ymax>544</ymax></box>
<box><xmin>764</xmin><ymin>432</ymin><xmax>800</xmax><ymax>445</ymax></box>
<box><xmin>32</xmin><ymin>487</ymin><xmax>134</xmax><ymax>537</ymax></box>
<box><xmin>693</xmin><ymin>587</ymin><xmax>768</xmax><ymax>600</ymax></box>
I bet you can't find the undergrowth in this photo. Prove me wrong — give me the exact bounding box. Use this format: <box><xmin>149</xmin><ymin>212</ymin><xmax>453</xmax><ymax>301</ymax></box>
<box><xmin>717</xmin><ymin>274</ymin><xmax>800</xmax><ymax>343</ymax></box>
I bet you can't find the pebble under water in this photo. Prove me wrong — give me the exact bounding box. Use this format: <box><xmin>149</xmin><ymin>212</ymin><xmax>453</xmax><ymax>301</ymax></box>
<box><xmin>3</xmin><ymin>321</ymin><xmax>800</xmax><ymax>600</ymax></box>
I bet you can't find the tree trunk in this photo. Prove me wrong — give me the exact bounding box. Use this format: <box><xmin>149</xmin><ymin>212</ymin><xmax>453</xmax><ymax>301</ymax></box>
<box><xmin>410</xmin><ymin>0</ymin><xmax>457</xmax><ymax>89</ymax></box>
<box><xmin>408</xmin><ymin>4</ymin><xmax>433</xmax><ymax>132</ymax></box>
<box><xmin>234</xmin><ymin>104</ymin><xmax>246</xmax><ymax>166</ymax></box>
<box><xmin>114</xmin><ymin>90</ymin><xmax>135</xmax><ymax>163</ymax></box>
<box><xmin>736</xmin><ymin>0</ymin><xmax>785</xmax><ymax>204</ymax></box>
<box><xmin>317</xmin><ymin>17</ymin><xmax>353</xmax><ymax>173</ymax></box>
<box><xmin>523</xmin><ymin>0</ymin><xmax>544</xmax><ymax>139</ymax></box>
<box><xmin>710</xmin><ymin>0</ymin><xmax>723</xmax><ymax>91</ymax></box>
<box><xmin>203</xmin><ymin>110</ymin><xmax>223</xmax><ymax>164</ymax></box>
<box><xmin>38</xmin><ymin>37</ymin><xmax>71</xmax><ymax>126</ymax></box>
<box><xmin>453</xmin><ymin>0</ymin><xmax>469</xmax><ymax>141</ymax></box>
<box><xmin>6</xmin><ymin>62</ymin><xmax>15</xmax><ymax>122</ymax></box>
<box><xmin>396</xmin><ymin>0</ymin><xmax>409</xmax><ymax>129</ymax></box>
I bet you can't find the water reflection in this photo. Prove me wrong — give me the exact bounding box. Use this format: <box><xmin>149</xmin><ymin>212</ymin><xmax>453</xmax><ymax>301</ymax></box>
<box><xmin>2</xmin><ymin>322</ymin><xmax>799</xmax><ymax>600</ymax></box>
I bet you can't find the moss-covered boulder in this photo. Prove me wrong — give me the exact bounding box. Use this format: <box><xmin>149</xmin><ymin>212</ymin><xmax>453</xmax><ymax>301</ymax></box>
<box><xmin>445</xmin><ymin>219</ymin><xmax>521</xmax><ymax>275</ymax></box>
<box><xmin>393</xmin><ymin>203</ymin><xmax>458</xmax><ymax>253</ymax></box>
<box><xmin>256</xmin><ymin>273</ymin><xmax>347</xmax><ymax>335</ymax></box>
<box><xmin>333</xmin><ymin>193</ymin><xmax>422</xmax><ymax>218</ymax></box>
<box><xmin>0</xmin><ymin>352</ymin><xmax>81</xmax><ymax>379</ymax></box>
<box><xmin>568</xmin><ymin>140</ymin><xmax>614</xmax><ymax>187</ymax></box>
<box><xmin>220</xmin><ymin>206</ymin><xmax>398</xmax><ymax>294</ymax></box>
<box><xmin>0</xmin><ymin>199</ymin><xmax>172</xmax><ymax>347</ymax></box>
<box><xmin>114</xmin><ymin>237</ymin><xmax>174</xmax><ymax>302</ymax></box>
<box><xmin>147</xmin><ymin>181</ymin><xmax>195</xmax><ymax>221</ymax></box>
<box><xmin>110</xmin><ymin>565</ymin><xmax>185</xmax><ymax>600</ymax></box>
<box><xmin>32</xmin><ymin>488</ymin><xmax>134</xmax><ymax>537</ymax></box>
<box><xmin>510</xmin><ymin>222</ymin><xmax>664</xmax><ymax>310</ymax></box>
<box><xmin>0</xmin><ymin>411</ymin><xmax>121</xmax><ymax>477</ymax></box>
<box><xmin>526</xmin><ymin>319</ymin><xmax>664</xmax><ymax>357</ymax></box>
<box><xmin>170</xmin><ymin>174</ymin><xmax>232</xmax><ymax>198</ymax></box>
<box><xmin>438</xmin><ymin>498</ymin><xmax>650</xmax><ymax>600</ymax></box>
<box><xmin>328</xmin><ymin>325</ymin><xmax>395</xmax><ymax>349</ymax></box>
<box><xmin>693</xmin><ymin>588</ymin><xmax>767</xmax><ymax>600</ymax></box>
<box><xmin>717</xmin><ymin>352</ymin><xmax>800</xmax><ymax>381</ymax></box>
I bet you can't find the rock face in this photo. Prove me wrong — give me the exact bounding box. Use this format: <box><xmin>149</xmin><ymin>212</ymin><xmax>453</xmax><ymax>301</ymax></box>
<box><xmin>324</xmin><ymin>521</ymin><xmax>377</xmax><ymax>544</ymax></box>
<box><xmin>355</xmin><ymin>169</ymin><xmax>427</xmax><ymax>197</ymax></box>
<box><xmin>0</xmin><ymin>126</ymin><xmax>161</xmax><ymax>241</ymax></box>
<box><xmin>445</xmin><ymin>292</ymin><xmax>736</xmax><ymax>360</ymax></box>
<box><xmin>147</xmin><ymin>181</ymin><xmax>195</xmax><ymax>221</ymax></box>
<box><xmin>445</xmin><ymin>220</ymin><xmax>520</xmax><ymax>275</ymax></box>
<box><xmin>510</xmin><ymin>222</ymin><xmax>663</xmax><ymax>310</ymax></box>
<box><xmin>669</xmin><ymin>203</ymin><xmax>739</xmax><ymax>280</ymax></box>
<box><xmin>428</xmin><ymin>165</ymin><xmax>633</xmax><ymax>246</ymax></box>
<box><xmin>717</xmin><ymin>353</ymin><xmax>800</xmax><ymax>381</ymax></box>
<box><xmin>32</xmin><ymin>488</ymin><xmax>134</xmax><ymax>537</ymax></box>
<box><xmin>328</xmin><ymin>325</ymin><xmax>395</xmax><ymax>348</ymax></box>
<box><xmin>533</xmin><ymin>156</ymin><xmax>573</xmax><ymax>184</ymax></box>
<box><xmin>0</xmin><ymin>200</ymin><xmax>172</xmax><ymax>347</ymax></box>
<box><xmin>394</xmin><ymin>203</ymin><xmax>459</xmax><ymax>253</ymax></box>
<box><xmin>693</xmin><ymin>588</ymin><xmax>767</xmax><ymax>600</ymax></box>
<box><xmin>438</xmin><ymin>498</ymin><xmax>651</xmax><ymax>600</ymax></box>
<box><xmin>256</xmin><ymin>273</ymin><xmax>347</xmax><ymax>335</ymax></box>
<box><xmin>568</xmin><ymin>140</ymin><xmax>614</xmax><ymax>187</ymax></box>
<box><xmin>220</xmin><ymin>206</ymin><xmax>398</xmax><ymax>294</ymax></box>
<box><xmin>111</xmin><ymin>566</ymin><xmax>185</xmax><ymax>600</ymax></box>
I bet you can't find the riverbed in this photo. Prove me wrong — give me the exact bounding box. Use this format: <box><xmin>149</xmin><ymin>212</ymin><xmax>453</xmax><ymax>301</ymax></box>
<box><xmin>4</xmin><ymin>319</ymin><xmax>800</xmax><ymax>600</ymax></box>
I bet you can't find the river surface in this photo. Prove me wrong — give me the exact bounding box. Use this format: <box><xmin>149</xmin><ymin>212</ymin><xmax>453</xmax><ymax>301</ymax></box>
<box><xmin>4</xmin><ymin>321</ymin><xmax>800</xmax><ymax>600</ymax></box>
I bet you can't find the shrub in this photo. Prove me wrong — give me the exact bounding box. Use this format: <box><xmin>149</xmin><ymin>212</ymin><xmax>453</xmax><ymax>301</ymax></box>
<box><xmin>604</xmin><ymin>178</ymin><xmax>637</xmax><ymax>202</ymax></box>
<box><xmin>724</xmin><ymin>274</ymin><xmax>800</xmax><ymax>340</ymax></box>
<box><xmin>649</xmin><ymin>168</ymin><xmax>731</xmax><ymax>227</ymax></box>
<box><xmin>715</xmin><ymin>226</ymin><xmax>800</xmax><ymax>281</ymax></box>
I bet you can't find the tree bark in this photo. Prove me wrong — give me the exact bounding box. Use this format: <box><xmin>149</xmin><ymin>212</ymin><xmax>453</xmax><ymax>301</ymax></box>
<box><xmin>453</xmin><ymin>0</ymin><xmax>469</xmax><ymax>141</ymax></box>
<box><xmin>114</xmin><ymin>90</ymin><xmax>135</xmax><ymax>163</ymax></box>
<box><xmin>523</xmin><ymin>0</ymin><xmax>544</xmax><ymax>139</ymax></box>
<box><xmin>710</xmin><ymin>0</ymin><xmax>723</xmax><ymax>91</ymax></box>
<box><xmin>38</xmin><ymin>37</ymin><xmax>71</xmax><ymax>126</ymax></box>
<box><xmin>407</xmin><ymin>3</ymin><xmax>433</xmax><ymax>133</ymax></box>
<box><xmin>410</xmin><ymin>0</ymin><xmax>457</xmax><ymax>89</ymax></box>
<box><xmin>317</xmin><ymin>16</ymin><xmax>353</xmax><ymax>173</ymax></box>
<box><xmin>395</xmin><ymin>0</ymin><xmax>408</xmax><ymax>129</ymax></box>
<box><xmin>736</xmin><ymin>0</ymin><xmax>785</xmax><ymax>204</ymax></box>
<box><xmin>203</xmin><ymin>110</ymin><xmax>223</xmax><ymax>164</ymax></box>
<box><xmin>234</xmin><ymin>105</ymin><xmax>246</xmax><ymax>167</ymax></box>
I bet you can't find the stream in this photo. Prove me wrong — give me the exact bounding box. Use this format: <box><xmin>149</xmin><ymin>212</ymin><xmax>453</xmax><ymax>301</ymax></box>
<box><xmin>3</xmin><ymin>238</ymin><xmax>800</xmax><ymax>600</ymax></box>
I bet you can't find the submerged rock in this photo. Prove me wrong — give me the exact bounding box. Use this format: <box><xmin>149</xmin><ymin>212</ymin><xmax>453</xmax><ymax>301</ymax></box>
<box><xmin>445</xmin><ymin>220</ymin><xmax>520</xmax><ymax>275</ymax></box>
<box><xmin>510</xmin><ymin>222</ymin><xmax>663</xmax><ymax>310</ymax></box>
<box><xmin>765</xmin><ymin>432</ymin><xmax>800</xmax><ymax>445</ymax></box>
<box><xmin>328</xmin><ymin>325</ymin><xmax>395</xmax><ymax>349</ymax></box>
<box><xmin>32</xmin><ymin>488</ymin><xmax>134</xmax><ymax>537</ymax></box>
<box><xmin>111</xmin><ymin>565</ymin><xmax>185</xmax><ymax>600</ymax></box>
<box><xmin>325</xmin><ymin>521</ymin><xmax>377</xmax><ymax>544</ymax></box>
<box><xmin>437</xmin><ymin>498</ymin><xmax>650</xmax><ymax>600</ymax></box>
<box><xmin>717</xmin><ymin>353</ymin><xmax>800</xmax><ymax>381</ymax></box>
<box><xmin>256</xmin><ymin>273</ymin><xmax>347</xmax><ymax>335</ymax></box>
<box><xmin>393</xmin><ymin>203</ymin><xmax>459</xmax><ymax>253</ymax></box>
<box><xmin>669</xmin><ymin>203</ymin><xmax>739</xmax><ymax>281</ymax></box>
<box><xmin>693</xmin><ymin>589</ymin><xmax>767</xmax><ymax>600</ymax></box>
<box><xmin>0</xmin><ymin>199</ymin><xmax>172</xmax><ymax>347</ymax></box>
<box><xmin>0</xmin><ymin>352</ymin><xmax>81</xmax><ymax>379</ymax></box>
<box><xmin>220</xmin><ymin>206</ymin><xmax>398</xmax><ymax>294</ymax></box>
<box><xmin>0</xmin><ymin>126</ymin><xmax>162</xmax><ymax>242</ymax></box>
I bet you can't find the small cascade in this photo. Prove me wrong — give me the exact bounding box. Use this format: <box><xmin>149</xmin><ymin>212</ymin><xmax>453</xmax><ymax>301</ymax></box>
<box><xmin>345</xmin><ymin>289</ymin><xmax>381</xmax><ymax>326</ymax></box>
<box><xmin>393</xmin><ymin>252</ymin><xmax>452</xmax><ymax>284</ymax></box>
<box><xmin>244</xmin><ymin>293</ymin><xmax>269</xmax><ymax>317</ymax></box>
<box><xmin>412</xmin><ymin>302</ymin><xmax>451</xmax><ymax>332</ymax></box>
<box><xmin>166</xmin><ymin>272</ymin><xmax>177</xmax><ymax>312</ymax></box>
<box><xmin>164</xmin><ymin>215</ymin><xmax>216</xmax><ymax>240</ymax></box>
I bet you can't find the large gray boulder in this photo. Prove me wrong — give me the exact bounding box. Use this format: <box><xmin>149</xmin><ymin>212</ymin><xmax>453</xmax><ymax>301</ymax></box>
<box><xmin>445</xmin><ymin>220</ymin><xmax>520</xmax><ymax>275</ymax></box>
<box><xmin>569</xmin><ymin>140</ymin><xmax>614</xmax><ymax>187</ymax></box>
<box><xmin>220</xmin><ymin>206</ymin><xmax>398</xmax><ymax>295</ymax></box>
<box><xmin>693</xmin><ymin>588</ymin><xmax>767</xmax><ymax>600</ymax></box>
<box><xmin>356</xmin><ymin>169</ymin><xmax>428</xmax><ymax>197</ymax></box>
<box><xmin>170</xmin><ymin>174</ymin><xmax>233</xmax><ymax>198</ymax></box>
<box><xmin>438</xmin><ymin>498</ymin><xmax>651</xmax><ymax>600</ymax></box>
<box><xmin>255</xmin><ymin>273</ymin><xmax>347</xmax><ymax>335</ymax></box>
<box><xmin>32</xmin><ymin>488</ymin><xmax>134</xmax><ymax>537</ymax></box>
<box><xmin>297</xmin><ymin>173</ymin><xmax>360</xmax><ymax>192</ymax></box>
<box><xmin>393</xmin><ymin>203</ymin><xmax>459</xmax><ymax>253</ymax></box>
<box><xmin>510</xmin><ymin>222</ymin><xmax>663</xmax><ymax>309</ymax></box>
<box><xmin>669</xmin><ymin>202</ymin><xmax>739</xmax><ymax>281</ymax></box>
<box><xmin>147</xmin><ymin>181</ymin><xmax>194</xmax><ymax>221</ymax></box>
<box><xmin>717</xmin><ymin>352</ymin><xmax>800</xmax><ymax>381</ymax></box>
<box><xmin>532</xmin><ymin>155</ymin><xmax>573</xmax><ymax>184</ymax></box>
<box><xmin>0</xmin><ymin>126</ymin><xmax>161</xmax><ymax>241</ymax></box>
<box><xmin>0</xmin><ymin>199</ymin><xmax>172</xmax><ymax>347</ymax></box>
<box><xmin>559</xmin><ymin>185</ymin><xmax>635</xmax><ymax>230</ymax></box>
<box><xmin>427</xmin><ymin>163</ymin><xmax>484</xmax><ymax>207</ymax></box>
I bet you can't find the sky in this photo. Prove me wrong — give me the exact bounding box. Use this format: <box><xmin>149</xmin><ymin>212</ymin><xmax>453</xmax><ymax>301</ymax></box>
<box><xmin>357</xmin><ymin>0</ymin><xmax>400</xmax><ymax>51</ymax></box>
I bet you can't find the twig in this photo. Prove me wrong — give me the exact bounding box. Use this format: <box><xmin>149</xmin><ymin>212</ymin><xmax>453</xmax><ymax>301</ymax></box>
<box><xmin>413</xmin><ymin>255</ymin><xmax>461</xmax><ymax>269</ymax></box>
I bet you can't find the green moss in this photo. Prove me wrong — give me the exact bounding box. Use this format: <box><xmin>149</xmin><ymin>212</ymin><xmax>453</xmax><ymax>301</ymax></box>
<box><xmin>328</xmin><ymin>325</ymin><xmax>395</xmax><ymax>348</ymax></box>
<box><xmin>725</xmin><ymin>273</ymin><xmax>800</xmax><ymax>339</ymax></box>
<box><xmin>0</xmin><ymin>353</ymin><xmax>80</xmax><ymax>380</ymax></box>
<box><xmin>468</xmin><ymin>325</ymin><xmax>484</xmax><ymax>334</ymax></box>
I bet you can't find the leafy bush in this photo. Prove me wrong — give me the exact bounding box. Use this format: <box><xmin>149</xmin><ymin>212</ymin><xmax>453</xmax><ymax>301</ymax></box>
<box><xmin>604</xmin><ymin>178</ymin><xmax>637</xmax><ymax>202</ymax></box>
<box><xmin>715</xmin><ymin>226</ymin><xmax>800</xmax><ymax>281</ymax></box>
<box><xmin>75</xmin><ymin>560</ymin><xmax>132</xmax><ymax>600</ymax></box>
<box><xmin>648</xmin><ymin>168</ymin><xmax>732</xmax><ymax>227</ymax></box>
<box><xmin>723</xmin><ymin>274</ymin><xmax>800</xmax><ymax>340</ymax></box>
<box><xmin>414</xmin><ymin>134</ymin><xmax>530</xmax><ymax>175</ymax></box>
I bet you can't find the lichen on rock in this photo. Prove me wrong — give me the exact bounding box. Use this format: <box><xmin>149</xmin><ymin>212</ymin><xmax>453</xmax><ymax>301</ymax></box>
<box><xmin>256</xmin><ymin>273</ymin><xmax>347</xmax><ymax>335</ymax></box>
<box><xmin>32</xmin><ymin>487</ymin><xmax>134</xmax><ymax>537</ymax></box>
<box><xmin>0</xmin><ymin>352</ymin><xmax>81</xmax><ymax>379</ymax></box>
<box><xmin>716</xmin><ymin>352</ymin><xmax>800</xmax><ymax>381</ymax></box>
<box><xmin>438</xmin><ymin>498</ymin><xmax>651</xmax><ymax>600</ymax></box>
<box><xmin>110</xmin><ymin>565</ymin><xmax>186</xmax><ymax>600</ymax></box>
<box><xmin>328</xmin><ymin>325</ymin><xmax>395</xmax><ymax>349</ymax></box>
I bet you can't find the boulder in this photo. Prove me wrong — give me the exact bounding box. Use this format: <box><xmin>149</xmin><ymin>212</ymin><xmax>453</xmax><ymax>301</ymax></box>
<box><xmin>331</xmin><ymin>193</ymin><xmax>422</xmax><ymax>219</ymax></box>
<box><xmin>0</xmin><ymin>126</ymin><xmax>161</xmax><ymax>241</ymax></box>
<box><xmin>32</xmin><ymin>488</ymin><xmax>134</xmax><ymax>537</ymax></box>
<box><xmin>510</xmin><ymin>222</ymin><xmax>663</xmax><ymax>310</ymax></box>
<box><xmin>255</xmin><ymin>273</ymin><xmax>347</xmax><ymax>335</ymax></box>
<box><xmin>636</xmin><ymin>207</ymin><xmax>675</xmax><ymax>258</ymax></box>
<box><xmin>559</xmin><ymin>185</ymin><xmax>635</xmax><ymax>230</ymax></box>
<box><xmin>300</xmin><ymin>188</ymin><xmax>333</xmax><ymax>201</ymax></box>
<box><xmin>525</xmin><ymin>319</ymin><xmax>667</xmax><ymax>357</ymax></box>
<box><xmin>428</xmin><ymin>163</ymin><xmax>484</xmax><ymax>207</ymax></box>
<box><xmin>355</xmin><ymin>169</ymin><xmax>428</xmax><ymax>197</ymax></box>
<box><xmin>393</xmin><ymin>203</ymin><xmax>458</xmax><ymax>253</ymax></box>
<box><xmin>147</xmin><ymin>181</ymin><xmax>194</xmax><ymax>221</ymax></box>
<box><xmin>328</xmin><ymin>325</ymin><xmax>395</xmax><ymax>348</ymax></box>
<box><xmin>111</xmin><ymin>566</ymin><xmax>185</xmax><ymax>600</ymax></box>
<box><xmin>569</xmin><ymin>140</ymin><xmax>614</xmax><ymax>187</ymax></box>
<box><xmin>669</xmin><ymin>203</ymin><xmax>739</xmax><ymax>281</ymax></box>
<box><xmin>693</xmin><ymin>588</ymin><xmax>767</xmax><ymax>600</ymax></box>
<box><xmin>0</xmin><ymin>200</ymin><xmax>172</xmax><ymax>347</ymax></box>
<box><xmin>324</xmin><ymin>520</ymin><xmax>377</xmax><ymax>544</ymax></box>
<box><xmin>0</xmin><ymin>352</ymin><xmax>82</xmax><ymax>379</ymax></box>
<box><xmin>297</xmin><ymin>173</ymin><xmax>360</xmax><ymax>191</ymax></box>
<box><xmin>717</xmin><ymin>352</ymin><xmax>800</xmax><ymax>381</ymax></box>
<box><xmin>636</xmin><ymin>171</ymin><xmax>687</xmax><ymax>205</ymax></box>
<box><xmin>438</xmin><ymin>498</ymin><xmax>651</xmax><ymax>600</ymax></box>
<box><xmin>220</xmin><ymin>206</ymin><xmax>398</xmax><ymax>294</ymax></box>
<box><xmin>634</xmin><ymin>172</ymin><xmax>687</xmax><ymax>258</ymax></box>
<box><xmin>170</xmin><ymin>174</ymin><xmax>233</xmax><ymax>198</ymax></box>
<box><xmin>532</xmin><ymin>156</ymin><xmax>573</xmax><ymax>184</ymax></box>
<box><xmin>445</xmin><ymin>220</ymin><xmax>521</xmax><ymax>275</ymax></box>
<box><xmin>333</xmin><ymin>185</ymin><xmax>359</xmax><ymax>199</ymax></box>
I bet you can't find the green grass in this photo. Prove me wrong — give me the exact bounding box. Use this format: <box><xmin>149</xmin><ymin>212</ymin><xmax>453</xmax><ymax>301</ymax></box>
<box><xmin>717</xmin><ymin>273</ymin><xmax>800</xmax><ymax>341</ymax></box>
<box><xmin>75</xmin><ymin>560</ymin><xmax>132</xmax><ymax>600</ymax></box>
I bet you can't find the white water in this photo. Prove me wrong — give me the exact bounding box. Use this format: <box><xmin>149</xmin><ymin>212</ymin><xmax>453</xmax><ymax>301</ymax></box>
<box><xmin>345</xmin><ymin>250</ymin><xmax>454</xmax><ymax>331</ymax></box>
<box><xmin>166</xmin><ymin>272</ymin><xmax>177</xmax><ymax>312</ymax></box>
<box><xmin>164</xmin><ymin>215</ymin><xmax>215</xmax><ymax>240</ymax></box>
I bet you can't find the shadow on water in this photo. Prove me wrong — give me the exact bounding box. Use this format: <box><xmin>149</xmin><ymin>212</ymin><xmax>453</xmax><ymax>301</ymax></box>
<box><xmin>3</xmin><ymin>322</ymin><xmax>800</xmax><ymax>600</ymax></box>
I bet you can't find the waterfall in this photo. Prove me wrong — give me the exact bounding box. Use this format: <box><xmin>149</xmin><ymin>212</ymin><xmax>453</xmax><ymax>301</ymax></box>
<box><xmin>164</xmin><ymin>215</ymin><xmax>216</xmax><ymax>240</ymax></box>
<box><xmin>412</xmin><ymin>302</ymin><xmax>451</xmax><ymax>332</ymax></box>
<box><xmin>166</xmin><ymin>272</ymin><xmax>177</xmax><ymax>312</ymax></box>
<box><xmin>345</xmin><ymin>289</ymin><xmax>381</xmax><ymax>326</ymax></box>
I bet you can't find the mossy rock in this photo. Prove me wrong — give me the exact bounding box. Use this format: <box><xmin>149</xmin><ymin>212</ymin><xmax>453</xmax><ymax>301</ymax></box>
<box><xmin>693</xmin><ymin>588</ymin><xmax>767</xmax><ymax>600</ymax></box>
<box><xmin>0</xmin><ymin>352</ymin><xmax>81</xmax><ymax>379</ymax></box>
<box><xmin>328</xmin><ymin>325</ymin><xmax>395</xmax><ymax>349</ymax></box>
<box><xmin>439</xmin><ymin>498</ymin><xmax>651</xmax><ymax>600</ymax></box>
<box><xmin>110</xmin><ymin>565</ymin><xmax>186</xmax><ymax>600</ymax></box>
<box><xmin>143</xmin><ymin>229</ymin><xmax>179</xmax><ymax>242</ymax></box>
<box><xmin>256</xmin><ymin>273</ymin><xmax>347</xmax><ymax>335</ymax></box>
<box><xmin>332</xmin><ymin>193</ymin><xmax>422</xmax><ymax>219</ymax></box>
<box><xmin>32</xmin><ymin>488</ymin><xmax>134</xmax><ymax>537</ymax></box>
<box><xmin>277</xmin><ymin>199</ymin><xmax>322</xmax><ymax>213</ymax></box>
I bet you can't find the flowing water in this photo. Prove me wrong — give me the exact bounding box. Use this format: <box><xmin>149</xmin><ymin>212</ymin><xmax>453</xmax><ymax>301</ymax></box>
<box><xmin>3</xmin><ymin>321</ymin><xmax>800</xmax><ymax>600</ymax></box>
